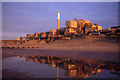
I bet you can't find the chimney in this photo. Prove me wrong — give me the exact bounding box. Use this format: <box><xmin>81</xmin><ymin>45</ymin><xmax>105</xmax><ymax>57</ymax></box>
<box><xmin>57</xmin><ymin>11</ymin><xmax>60</xmax><ymax>34</ymax></box>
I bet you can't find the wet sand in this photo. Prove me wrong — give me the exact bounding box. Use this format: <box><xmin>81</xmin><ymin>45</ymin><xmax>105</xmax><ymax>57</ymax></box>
<box><xmin>2</xmin><ymin>46</ymin><xmax>118</xmax><ymax>63</ymax></box>
<box><xmin>2</xmin><ymin>35</ymin><xmax>119</xmax><ymax>62</ymax></box>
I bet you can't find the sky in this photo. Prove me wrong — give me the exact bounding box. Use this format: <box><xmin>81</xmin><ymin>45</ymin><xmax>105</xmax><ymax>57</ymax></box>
<box><xmin>2</xmin><ymin>2</ymin><xmax>118</xmax><ymax>40</ymax></box>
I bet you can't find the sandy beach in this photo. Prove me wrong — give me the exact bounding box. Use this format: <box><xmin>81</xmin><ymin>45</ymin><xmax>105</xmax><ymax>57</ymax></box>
<box><xmin>2</xmin><ymin>35</ymin><xmax>119</xmax><ymax>63</ymax></box>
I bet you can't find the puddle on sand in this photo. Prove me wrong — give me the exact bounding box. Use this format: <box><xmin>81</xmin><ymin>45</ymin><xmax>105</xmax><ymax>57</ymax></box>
<box><xmin>2</xmin><ymin>56</ymin><xmax>120</xmax><ymax>78</ymax></box>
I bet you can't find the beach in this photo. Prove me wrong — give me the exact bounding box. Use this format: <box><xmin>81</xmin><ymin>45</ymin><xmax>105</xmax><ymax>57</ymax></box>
<box><xmin>2</xmin><ymin>35</ymin><xmax>119</xmax><ymax>62</ymax></box>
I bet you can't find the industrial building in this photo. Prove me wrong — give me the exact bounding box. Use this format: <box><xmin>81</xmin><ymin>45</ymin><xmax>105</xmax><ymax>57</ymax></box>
<box><xmin>2</xmin><ymin>11</ymin><xmax>104</xmax><ymax>46</ymax></box>
<box><xmin>16</xmin><ymin>37</ymin><xmax>26</xmax><ymax>40</ymax></box>
<box><xmin>14</xmin><ymin>11</ymin><xmax>103</xmax><ymax>42</ymax></box>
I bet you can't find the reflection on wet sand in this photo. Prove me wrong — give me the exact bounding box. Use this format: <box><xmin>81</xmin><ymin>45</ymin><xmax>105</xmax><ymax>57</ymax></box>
<box><xmin>18</xmin><ymin>56</ymin><xmax>120</xmax><ymax>78</ymax></box>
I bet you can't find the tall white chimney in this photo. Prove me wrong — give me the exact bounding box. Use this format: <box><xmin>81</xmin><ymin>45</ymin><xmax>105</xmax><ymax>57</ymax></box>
<box><xmin>57</xmin><ymin>11</ymin><xmax>60</xmax><ymax>30</ymax></box>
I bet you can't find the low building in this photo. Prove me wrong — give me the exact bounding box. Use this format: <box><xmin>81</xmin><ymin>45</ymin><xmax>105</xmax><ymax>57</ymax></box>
<box><xmin>40</xmin><ymin>32</ymin><xmax>47</xmax><ymax>38</ymax></box>
<box><xmin>106</xmin><ymin>28</ymin><xmax>111</xmax><ymax>31</ymax></box>
<box><xmin>91</xmin><ymin>25</ymin><xmax>102</xmax><ymax>32</ymax></box>
<box><xmin>27</xmin><ymin>34</ymin><xmax>34</xmax><ymax>38</ymax></box>
<box><xmin>98</xmin><ymin>25</ymin><xmax>102</xmax><ymax>31</ymax></box>
<box><xmin>111</xmin><ymin>26</ymin><xmax>120</xmax><ymax>34</ymax></box>
<box><xmin>111</xmin><ymin>26</ymin><xmax>118</xmax><ymax>30</ymax></box>
<box><xmin>16</xmin><ymin>37</ymin><xmax>21</xmax><ymax>40</ymax></box>
<box><xmin>16</xmin><ymin>37</ymin><xmax>26</xmax><ymax>40</ymax></box>
<box><xmin>50</xmin><ymin>29</ymin><xmax>57</xmax><ymax>35</ymax></box>
<box><xmin>34</xmin><ymin>32</ymin><xmax>40</xmax><ymax>37</ymax></box>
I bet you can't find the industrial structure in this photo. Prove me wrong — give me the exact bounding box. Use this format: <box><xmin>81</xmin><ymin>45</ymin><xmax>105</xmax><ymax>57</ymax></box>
<box><xmin>57</xmin><ymin>11</ymin><xmax>60</xmax><ymax>34</ymax></box>
<box><xmin>15</xmin><ymin>11</ymin><xmax>103</xmax><ymax>41</ymax></box>
<box><xmin>2</xmin><ymin>11</ymin><xmax>119</xmax><ymax>47</ymax></box>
